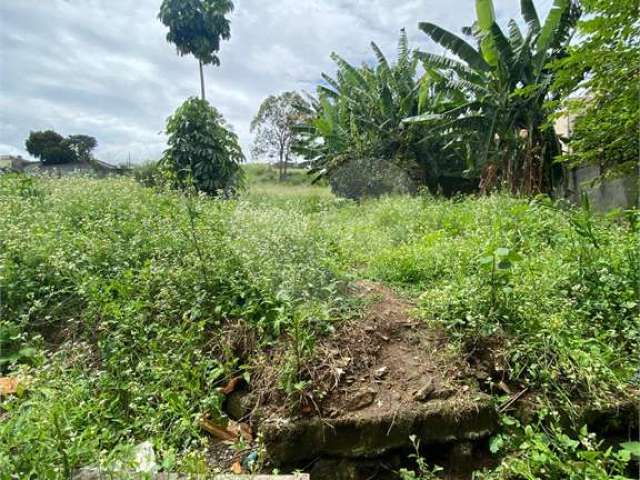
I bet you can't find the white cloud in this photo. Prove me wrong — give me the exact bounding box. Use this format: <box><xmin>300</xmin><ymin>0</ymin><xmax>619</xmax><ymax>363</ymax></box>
<box><xmin>0</xmin><ymin>0</ymin><xmax>551</xmax><ymax>164</ymax></box>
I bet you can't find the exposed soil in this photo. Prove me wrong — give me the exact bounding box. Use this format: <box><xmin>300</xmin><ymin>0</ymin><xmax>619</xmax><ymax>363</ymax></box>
<box><xmin>244</xmin><ymin>281</ymin><xmax>498</xmax><ymax>478</ymax></box>
<box><xmin>308</xmin><ymin>280</ymin><xmax>477</xmax><ymax>419</ymax></box>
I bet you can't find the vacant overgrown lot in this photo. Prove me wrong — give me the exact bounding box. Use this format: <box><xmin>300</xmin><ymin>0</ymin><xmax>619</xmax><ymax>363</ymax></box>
<box><xmin>0</xmin><ymin>174</ymin><xmax>638</xmax><ymax>478</ymax></box>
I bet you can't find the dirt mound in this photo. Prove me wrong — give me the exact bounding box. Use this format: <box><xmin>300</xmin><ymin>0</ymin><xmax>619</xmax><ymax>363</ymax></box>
<box><xmin>310</xmin><ymin>281</ymin><xmax>476</xmax><ymax>419</ymax></box>
<box><xmin>254</xmin><ymin>281</ymin><xmax>497</xmax><ymax>470</ymax></box>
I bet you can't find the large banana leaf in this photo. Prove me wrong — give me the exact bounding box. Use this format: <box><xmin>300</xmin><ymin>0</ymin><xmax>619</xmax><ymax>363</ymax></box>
<box><xmin>476</xmin><ymin>0</ymin><xmax>498</xmax><ymax>66</ymax></box>
<box><xmin>536</xmin><ymin>0</ymin><xmax>568</xmax><ymax>56</ymax></box>
<box><xmin>419</xmin><ymin>22</ymin><xmax>491</xmax><ymax>72</ymax></box>
<box><xmin>520</xmin><ymin>0</ymin><xmax>541</xmax><ymax>32</ymax></box>
<box><xmin>507</xmin><ymin>19</ymin><xmax>524</xmax><ymax>49</ymax></box>
<box><xmin>371</xmin><ymin>42</ymin><xmax>390</xmax><ymax>75</ymax></box>
<box><xmin>490</xmin><ymin>23</ymin><xmax>515</xmax><ymax>70</ymax></box>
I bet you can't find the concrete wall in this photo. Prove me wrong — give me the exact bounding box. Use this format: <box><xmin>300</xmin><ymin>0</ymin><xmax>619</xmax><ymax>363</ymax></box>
<box><xmin>559</xmin><ymin>165</ymin><xmax>639</xmax><ymax>212</ymax></box>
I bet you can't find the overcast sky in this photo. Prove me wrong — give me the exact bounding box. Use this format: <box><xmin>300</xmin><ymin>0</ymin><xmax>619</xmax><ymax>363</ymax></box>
<box><xmin>0</xmin><ymin>0</ymin><xmax>553</xmax><ymax>165</ymax></box>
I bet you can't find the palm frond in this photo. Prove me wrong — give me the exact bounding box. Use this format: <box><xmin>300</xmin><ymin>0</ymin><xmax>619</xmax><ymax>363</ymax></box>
<box><xmin>398</xmin><ymin>28</ymin><xmax>410</xmax><ymax>64</ymax></box>
<box><xmin>415</xmin><ymin>51</ymin><xmax>470</xmax><ymax>73</ymax></box>
<box><xmin>490</xmin><ymin>22</ymin><xmax>515</xmax><ymax>69</ymax></box>
<box><xmin>330</xmin><ymin>53</ymin><xmax>369</xmax><ymax>90</ymax></box>
<box><xmin>476</xmin><ymin>0</ymin><xmax>498</xmax><ymax>66</ymax></box>
<box><xmin>320</xmin><ymin>73</ymin><xmax>341</xmax><ymax>93</ymax></box>
<box><xmin>535</xmin><ymin>0</ymin><xmax>568</xmax><ymax>54</ymax></box>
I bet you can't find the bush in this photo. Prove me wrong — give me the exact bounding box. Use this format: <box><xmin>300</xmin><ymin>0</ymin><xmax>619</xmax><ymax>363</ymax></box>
<box><xmin>161</xmin><ymin>98</ymin><xmax>245</xmax><ymax>196</ymax></box>
<box><xmin>133</xmin><ymin>160</ymin><xmax>164</xmax><ymax>188</ymax></box>
<box><xmin>329</xmin><ymin>157</ymin><xmax>415</xmax><ymax>200</ymax></box>
<box><xmin>0</xmin><ymin>176</ymin><xmax>339</xmax><ymax>476</ymax></box>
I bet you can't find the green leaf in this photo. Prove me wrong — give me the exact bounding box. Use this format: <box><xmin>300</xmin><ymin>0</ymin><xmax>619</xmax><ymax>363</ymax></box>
<box><xmin>621</xmin><ymin>442</ymin><xmax>640</xmax><ymax>458</ymax></box>
<box><xmin>490</xmin><ymin>435</ymin><xmax>505</xmax><ymax>453</ymax></box>
<box><xmin>521</xmin><ymin>0</ymin><xmax>541</xmax><ymax>32</ymax></box>
<box><xmin>418</xmin><ymin>22</ymin><xmax>491</xmax><ymax>72</ymax></box>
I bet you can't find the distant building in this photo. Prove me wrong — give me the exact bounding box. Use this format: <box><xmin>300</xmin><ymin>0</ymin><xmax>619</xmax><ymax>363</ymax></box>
<box><xmin>0</xmin><ymin>155</ymin><xmax>39</xmax><ymax>172</ymax></box>
<box><xmin>0</xmin><ymin>155</ymin><xmax>123</xmax><ymax>176</ymax></box>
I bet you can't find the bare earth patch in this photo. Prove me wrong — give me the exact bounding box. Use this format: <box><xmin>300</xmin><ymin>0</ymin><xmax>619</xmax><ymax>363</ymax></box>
<box><xmin>249</xmin><ymin>281</ymin><xmax>497</xmax><ymax>477</ymax></box>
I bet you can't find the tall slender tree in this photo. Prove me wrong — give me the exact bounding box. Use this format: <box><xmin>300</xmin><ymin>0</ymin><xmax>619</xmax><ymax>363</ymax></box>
<box><xmin>158</xmin><ymin>0</ymin><xmax>234</xmax><ymax>101</ymax></box>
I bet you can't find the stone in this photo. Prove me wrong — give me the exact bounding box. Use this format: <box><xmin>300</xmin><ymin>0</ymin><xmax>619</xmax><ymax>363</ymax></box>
<box><xmin>73</xmin><ymin>441</ymin><xmax>157</xmax><ymax>479</ymax></box>
<box><xmin>413</xmin><ymin>380</ymin><xmax>436</xmax><ymax>402</ymax></box>
<box><xmin>133</xmin><ymin>441</ymin><xmax>158</xmax><ymax>474</ymax></box>
<box><xmin>374</xmin><ymin>367</ymin><xmax>388</xmax><ymax>380</ymax></box>
<box><xmin>346</xmin><ymin>388</ymin><xmax>376</xmax><ymax>411</ymax></box>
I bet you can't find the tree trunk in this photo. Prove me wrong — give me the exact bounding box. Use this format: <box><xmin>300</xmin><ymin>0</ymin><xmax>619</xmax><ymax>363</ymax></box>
<box><xmin>284</xmin><ymin>152</ymin><xmax>289</xmax><ymax>178</ymax></box>
<box><xmin>199</xmin><ymin>60</ymin><xmax>206</xmax><ymax>101</ymax></box>
<box><xmin>278</xmin><ymin>150</ymin><xmax>284</xmax><ymax>181</ymax></box>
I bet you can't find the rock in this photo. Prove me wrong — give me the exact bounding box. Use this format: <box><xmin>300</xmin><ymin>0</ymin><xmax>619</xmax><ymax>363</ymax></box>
<box><xmin>374</xmin><ymin>367</ymin><xmax>388</xmax><ymax>380</ymax></box>
<box><xmin>347</xmin><ymin>388</ymin><xmax>376</xmax><ymax>411</ymax></box>
<box><xmin>73</xmin><ymin>442</ymin><xmax>157</xmax><ymax>479</ymax></box>
<box><xmin>413</xmin><ymin>380</ymin><xmax>436</xmax><ymax>402</ymax></box>
<box><xmin>133</xmin><ymin>441</ymin><xmax>158</xmax><ymax>474</ymax></box>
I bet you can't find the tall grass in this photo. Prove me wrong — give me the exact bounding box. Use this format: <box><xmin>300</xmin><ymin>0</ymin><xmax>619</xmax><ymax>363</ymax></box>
<box><xmin>0</xmin><ymin>173</ymin><xmax>637</xmax><ymax>477</ymax></box>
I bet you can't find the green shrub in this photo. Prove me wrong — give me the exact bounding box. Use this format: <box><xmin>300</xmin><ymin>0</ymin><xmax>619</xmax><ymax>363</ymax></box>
<box><xmin>132</xmin><ymin>160</ymin><xmax>164</xmax><ymax>188</ymax></box>
<box><xmin>329</xmin><ymin>157</ymin><xmax>415</xmax><ymax>200</ymax></box>
<box><xmin>161</xmin><ymin>97</ymin><xmax>245</xmax><ymax>196</ymax></box>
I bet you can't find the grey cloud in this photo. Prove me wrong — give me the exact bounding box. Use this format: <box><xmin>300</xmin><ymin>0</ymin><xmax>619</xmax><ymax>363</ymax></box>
<box><xmin>0</xmin><ymin>0</ymin><xmax>550</xmax><ymax>164</ymax></box>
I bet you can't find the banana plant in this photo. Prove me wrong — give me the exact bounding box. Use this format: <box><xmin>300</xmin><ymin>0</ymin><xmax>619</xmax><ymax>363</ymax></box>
<box><xmin>295</xmin><ymin>30</ymin><xmax>467</xmax><ymax>190</ymax></box>
<box><xmin>407</xmin><ymin>0</ymin><xmax>580</xmax><ymax>194</ymax></box>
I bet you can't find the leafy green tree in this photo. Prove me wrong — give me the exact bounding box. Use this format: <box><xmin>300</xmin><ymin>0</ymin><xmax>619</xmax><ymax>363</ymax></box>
<box><xmin>551</xmin><ymin>0</ymin><xmax>640</xmax><ymax>175</ymax></box>
<box><xmin>409</xmin><ymin>0</ymin><xmax>580</xmax><ymax>194</ymax></box>
<box><xmin>296</xmin><ymin>30</ymin><xmax>468</xmax><ymax>194</ymax></box>
<box><xmin>251</xmin><ymin>92</ymin><xmax>308</xmax><ymax>181</ymax></box>
<box><xmin>158</xmin><ymin>0</ymin><xmax>234</xmax><ymax>101</ymax></box>
<box><xmin>65</xmin><ymin>135</ymin><xmax>98</xmax><ymax>162</ymax></box>
<box><xmin>25</xmin><ymin>130</ymin><xmax>76</xmax><ymax>165</ymax></box>
<box><xmin>161</xmin><ymin>97</ymin><xmax>244</xmax><ymax>196</ymax></box>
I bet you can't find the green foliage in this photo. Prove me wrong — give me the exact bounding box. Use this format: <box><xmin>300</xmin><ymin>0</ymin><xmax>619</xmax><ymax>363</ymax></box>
<box><xmin>161</xmin><ymin>97</ymin><xmax>245</xmax><ymax>196</ymax></box>
<box><xmin>244</xmin><ymin>163</ymin><xmax>318</xmax><ymax>188</ymax></box>
<box><xmin>0</xmin><ymin>176</ymin><xmax>339</xmax><ymax>476</ymax></box>
<box><xmin>133</xmin><ymin>160</ymin><xmax>165</xmax><ymax>188</ymax></box>
<box><xmin>411</xmin><ymin>0</ymin><xmax>581</xmax><ymax>194</ymax></box>
<box><xmin>398</xmin><ymin>435</ymin><xmax>443</xmax><ymax>480</ymax></box>
<box><xmin>251</xmin><ymin>92</ymin><xmax>309</xmax><ymax>180</ymax></box>
<box><xmin>65</xmin><ymin>134</ymin><xmax>98</xmax><ymax>162</ymax></box>
<box><xmin>25</xmin><ymin>130</ymin><xmax>76</xmax><ymax>165</ymax></box>
<box><xmin>25</xmin><ymin>131</ymin><xmax>99</xmax><ymax>166</ymax></box>
<box><xmin>0</xmin><ymin>175</ymin><xmax>636</xmax><ymax>476</ymax></box>
<box><xmin>551</xmin><ymin>0</ymin><xmax>640</xmax><ymax>174</ymax></box>
<box><xmin>479</xmin><ymin>416</ymin><xmax>633</xmax><ymax>479</ymax></box>
<box><xmin>296</xmin><ymin>30</ymin><xmax>468</xmax><ymax>196</ymax></box>
<box><xmin>158</xmin><ymin>0</ymin><xmax>233</xmax><ymax>67</ymax></box>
